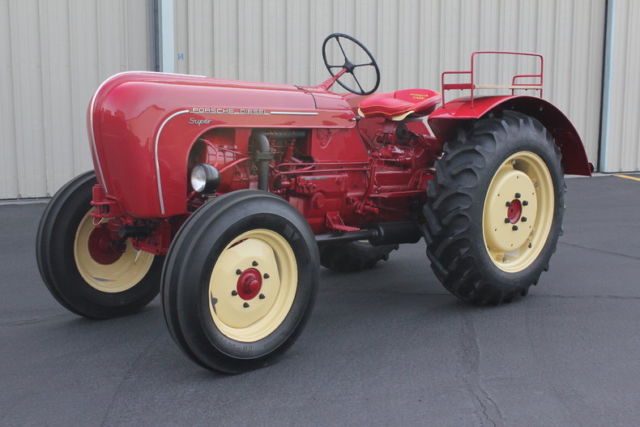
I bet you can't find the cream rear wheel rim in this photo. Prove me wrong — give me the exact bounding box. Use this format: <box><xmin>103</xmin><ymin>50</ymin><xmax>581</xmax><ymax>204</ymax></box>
<box><xmin>208</xmin><ymin>229</ymin><xmax>298</xmax><ymax>343</ymax></box>
<box><xmin>74</xmin><ymin>210</ymin><xmax>155</xmax><ymax>293</ymax></box>
<box><xmin>482</xmin><ymin>151</ymin><xmax>555</xmax><ymax>273</ymax></box>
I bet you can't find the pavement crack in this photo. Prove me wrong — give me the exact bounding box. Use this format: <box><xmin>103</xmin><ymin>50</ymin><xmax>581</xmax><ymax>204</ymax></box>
<box><xmin>560</xmin><ymin>241</ymin><xmax>640</xmax><ymax>261</ymax></box>
<box><xmin>100</xmin><ymin>332</ymin><xmax>163</xmax><ymax>427</ymax></box>
<box><xmin>459</xmin><ymin>313</ymin><xmax>504</xmax><ymax>427</ymax></box>
<box><xmin>0</xmin><ymin>313</ymin><xmax>67</xmax><ymax>327</ymax></box>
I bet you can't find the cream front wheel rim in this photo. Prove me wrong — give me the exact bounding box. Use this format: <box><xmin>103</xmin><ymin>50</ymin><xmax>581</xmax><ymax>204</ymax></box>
<box><xmin>482</xmin><ymin>151</ymin><xmax>555</xmax><ymax>273</ymax></box>
<box><xmin>208</xmin><ymin>229</ymin><xmax>298</xmax><ymax>343</ymax></box>
<box><xmin>74</xmin><ymin>210</ymin><xmax>155</xmax><ymax>293</ymax></box>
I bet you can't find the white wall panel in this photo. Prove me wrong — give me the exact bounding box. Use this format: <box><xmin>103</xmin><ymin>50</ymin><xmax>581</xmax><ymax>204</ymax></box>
<box><xmin>3</xmin><ymin>0</ymin><xmax>629</xmax><ymax>199</ymax></box>
<box><xmin>0</xmin><ymin>0</ymin><xmax>155</xmax><ymax>199</ymax></box>
<box><xmin>8</xmin><ymin>0</ymin><xmax>47</xmax><ymax>198</ymax></box>
<box><xmin>175</xmin><ymin>0</ymin><xmax>605</xmax><ymax>169</ymax></box>
<box><xmin>602</xmin><ymin>0</ymin><xmax>640</xmax><ymax>172</ymax></box>
<box><xmin>0</xmin><ymin>0</ymin><xmax>19</xmax><ymax>198</ymax></box>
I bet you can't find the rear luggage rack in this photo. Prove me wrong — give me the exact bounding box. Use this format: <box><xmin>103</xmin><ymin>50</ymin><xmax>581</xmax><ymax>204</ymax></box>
<box><xmin>441</xmin><ymin>51</ymin><xmax>544</xmax><ymax>106</ymax></box>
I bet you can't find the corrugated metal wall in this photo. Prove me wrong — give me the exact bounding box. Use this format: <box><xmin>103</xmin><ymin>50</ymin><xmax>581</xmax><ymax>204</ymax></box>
<box><xmin>0</xmin><ymin>0</ymin><xmax>155</xmax><ymax>199</ymax></box>
<box><xmin>601</xmin><ymin>0</ymin><xmax>640</xmax><ymax>172</ymax></box>
<box><xmin>174</xmin><ymin>0</ymin><xmax>606</xmax><ymax>168</ymax></box>
<box><xmin>4</xmin><ymin>0</ymin><xmax>635</xmax><ymax>199</ymax></box>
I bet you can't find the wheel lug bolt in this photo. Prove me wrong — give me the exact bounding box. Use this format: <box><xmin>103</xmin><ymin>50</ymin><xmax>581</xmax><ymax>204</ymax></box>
<box><xmin>521</xmin><ymin>217</ymin><xmax>527</xmax><ymax>222</ymax></box>
<box><xmin>504</xmin><ymin>218</ymin><xmax>510</xmax><ymax>223</ymax></box>
<box><xmin>523</xmin><ymin>200</ymin><xmax>529</xmax><ymax>206</ymax></box>
<box><xmin>231</xmin><ymin>290</ymin><xmax>237</xmax><ymax>296</ymax></box>
<box><xmin>505</xmin><ymin>201</ymin><xmax>511</xmax><ymax>207</ymax></box>
<box><xmin>264</xmin><ymin>273</ymin><xmax>270</xmax><ymax>279</ymax></box>
<box><xmin>259</xmin><ymin>294</ymin><xmax>265</xmax><ymax>299</ymax></box>
<box><xmin>512</xmin><ymin>225</ymin><xmax>519</xmax><ymax>231</ymax></box>
<box><xmin>252</xmin><ymin>260</ymin><xmax>258</xmax><ymax>267</ymax></box>
<box><xmin>243</xmin><ymin>302</ymin><xmax>250</xmax><ymax>308</ymax></box>
<box><xmin>236</xmin><ymin>269</ymin><xmax>242</xmax><ymax>275</ymax></box>
<box><xmin>515</xmin><ymin>193</ymin><xmax>521</xmax><ymax>198</ymax></box>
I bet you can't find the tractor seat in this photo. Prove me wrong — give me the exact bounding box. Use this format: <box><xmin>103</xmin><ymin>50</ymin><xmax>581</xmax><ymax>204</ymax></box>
<box><xmin>358</xmin><ymin>89</ymin><xmax>441</xmax><ymax>121</ymax></box>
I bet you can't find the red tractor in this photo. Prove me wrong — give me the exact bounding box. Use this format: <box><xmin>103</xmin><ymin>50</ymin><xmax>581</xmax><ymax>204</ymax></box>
<box><xmin>37</xmin><ymin>34</ymin><xmax>591</xmax><ymax>373</ymax></box>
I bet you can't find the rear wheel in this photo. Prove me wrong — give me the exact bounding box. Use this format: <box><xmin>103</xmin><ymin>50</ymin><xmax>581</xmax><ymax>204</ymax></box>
<box><xmin>320</xmin><ymin>242</ymin><xmax>398</xmax><ymax>272</ymax></box>
<box><xmin>423</xmin><ymin>111</ymin><xmax>565</xmax><ymax>304</ymax></box>
<box><xmin>162</xmin><ymin>190</ymin><xmax>319</xmax><ymax>373</ymax></box>
<box><xmin>36</xmin><ymin>172</ymin><xmax>163</xmax><ymax>318</ymax></box>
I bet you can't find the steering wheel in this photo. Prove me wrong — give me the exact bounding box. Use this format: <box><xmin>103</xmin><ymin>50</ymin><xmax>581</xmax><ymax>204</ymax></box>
<box><xmin>322</xmin><ymin>33</ymin><xmax>380</xmax><ymax>95</ymax></box>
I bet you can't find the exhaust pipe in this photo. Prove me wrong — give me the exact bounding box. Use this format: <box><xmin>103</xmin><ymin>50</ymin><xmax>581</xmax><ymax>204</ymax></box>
<box><xmin>253</xmin><ymin>130</ymin><xmax>307</xmax><ymax>191</ymax></box>
<box><xmin>316</xmin><ymin>221</ymin><xmax>422</xmax><ymax>246</ymax></box>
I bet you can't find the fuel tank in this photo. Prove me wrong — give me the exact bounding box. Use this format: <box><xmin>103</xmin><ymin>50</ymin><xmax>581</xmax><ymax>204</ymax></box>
<box><xmin>88</xmin><ymin>72</ymin><xmax>355</xmax><ymax>218</ymax></box>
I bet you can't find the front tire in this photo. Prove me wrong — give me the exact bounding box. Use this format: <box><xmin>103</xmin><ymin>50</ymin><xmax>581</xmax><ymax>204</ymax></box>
<box><xmin>423</xmin><ymin>111</ymin><xmax>565</xmax><ymax>304</ymax></box>
<box><xmin>36</xmin><ymin>172</ymin><xmax>163</xmax><ymax>318</ymax></box>
<box><xmin>162</xmin><ymin>190</ymin><xmax>319</xmax><ymax>373</ymax></box>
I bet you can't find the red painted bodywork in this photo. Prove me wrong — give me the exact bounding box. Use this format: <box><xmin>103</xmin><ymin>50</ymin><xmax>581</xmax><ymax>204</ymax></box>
<box><xmin>428</xmin><ymin>96</ymin><xmax>592</xmax><ymax>175</ymax></box>
<box><xmin>359</xmin><ymin>89</ymin><xmax>441</xmax><ymax>119</ymax></box>
<box><xmin>89</xmin><ymin>72</ymin><xmax>353</xmax><ymax>218</ymax></box>
<box><xmin>87</xmin><ymin>51</ymin><xmax>591</xmax><ymax>255</ymax></box>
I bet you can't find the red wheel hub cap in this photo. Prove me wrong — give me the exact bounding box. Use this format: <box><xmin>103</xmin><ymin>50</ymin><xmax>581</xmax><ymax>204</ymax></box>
<box><xmin>507</xmin><ymin>199</ymin><xmax>523</xmax><ymax>224</ymax></box>
<box><xmin>236</xmin><ymin>268</ymin><xmax>263</xmax><ymax>300</ymax></box>
<box><xmin>87</xmin><ymin>226</ymin><xmax>126</xmax><ymax>265</ymax></box>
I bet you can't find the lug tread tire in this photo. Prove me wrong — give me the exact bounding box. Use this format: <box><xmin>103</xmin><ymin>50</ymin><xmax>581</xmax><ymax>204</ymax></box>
<box><xmin>423</xmin><ymin>111</ymin><xmax>565</xmax><ymax>305</ymax></box>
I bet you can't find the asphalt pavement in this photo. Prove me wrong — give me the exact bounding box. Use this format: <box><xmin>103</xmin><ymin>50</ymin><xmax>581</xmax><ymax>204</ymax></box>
<box><xmin>1</xmin><ymin>175</ymin><xmax>639</xmax><ymax>427</ymax></box>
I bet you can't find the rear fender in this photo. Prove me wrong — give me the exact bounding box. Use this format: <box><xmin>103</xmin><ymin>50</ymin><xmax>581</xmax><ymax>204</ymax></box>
<box><xmin>428</xmin><ymin>96</ymin><xmax>592</xmax><ymax>175</ymax></box>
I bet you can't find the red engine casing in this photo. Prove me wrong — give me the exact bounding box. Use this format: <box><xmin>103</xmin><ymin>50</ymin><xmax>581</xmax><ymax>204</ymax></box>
<box><xmin>88</xmin><ymin>72</ymin><xmax>437</xmax><ymax>234</ymax></box>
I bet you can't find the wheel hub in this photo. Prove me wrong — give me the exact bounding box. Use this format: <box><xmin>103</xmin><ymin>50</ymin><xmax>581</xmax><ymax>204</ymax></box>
<box><xmin>482</xmin><ymin>151</ymin><xmax>555</xmax><ymax>273</ymax></box>
<box><xmin>483</xmin><ymin>166</ymin><xmax>538</xmax><ymax>253</ymax></box>
<box><xmin>236</xmin><ymin>268</ymin><xmax>263</xmax><ymax>300</ymax></box>
<box><xmin>506</xmin><ymin>199</ymin><xmax>522</xmax><ymax>224</ymax></box>
<box><xmin>87</xmin><ymin>226</ymin><xmax>126</xmax><ymax>265</ymax></box>
<box><xmin>74</xmin><ymin>209</ymin><xmax>156</xmax><ymax>293</ymax></box>
<box><xmin>209</xmin><ymin>236</ymin><xmax>281</xmax><ymax>330</ymax></box>
<box><xmin>208</xmin><ymin>229</ymin><xmax>298</xmax><ymax>342</ymax></box>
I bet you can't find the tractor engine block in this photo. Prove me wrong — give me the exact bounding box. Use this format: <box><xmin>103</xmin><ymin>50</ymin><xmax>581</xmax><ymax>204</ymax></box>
<box><xmin>190</xmin><ymin>123</ymin><xmax>439</xmax><ymax>234</ymax></box>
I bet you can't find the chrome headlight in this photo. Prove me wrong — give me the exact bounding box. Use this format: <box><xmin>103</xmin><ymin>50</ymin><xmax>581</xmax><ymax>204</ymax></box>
<box><xmin>190</xmin><ymin>164</ymin><xmax>220</xmax><ymax>194</ymax></box>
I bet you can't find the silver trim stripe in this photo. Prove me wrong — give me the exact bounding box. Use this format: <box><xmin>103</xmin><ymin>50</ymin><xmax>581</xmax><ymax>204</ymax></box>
<box><xmin>88</xmin><ymin>74</ymin><xmax>125</xmax><ymax>192</ymax></box>
<box><xmin>270</xmin><ymin>111</ymin><xmax>319</xmax><ymax>116</ymax></box>
<box><xmin>154</xmin><ymin>109</ymin><xmax>190</xmax><ymax>215</ymax></box>
<box><xmin>89</xmin><ymin>71</ymin><xmax>206</xmax><ymax>193</ymax></box>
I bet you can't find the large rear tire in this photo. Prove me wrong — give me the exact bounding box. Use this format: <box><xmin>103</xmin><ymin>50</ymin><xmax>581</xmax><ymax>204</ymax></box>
<box><xmin>36</xmin><ymin>172</ymin><xmax>163</xmax><ymax>318</ymax></box>
<box><xmin>423</xmin><ymin>111</ymin><xmax>565</xmax><ymax>304</ymax></box>
<box><xmin>162</xmin><ymin>190</ymin><xmax>319</xmax><ymax>373</ymax></box>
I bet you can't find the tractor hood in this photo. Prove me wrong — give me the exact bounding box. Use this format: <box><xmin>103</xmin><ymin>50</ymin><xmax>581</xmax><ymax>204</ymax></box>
<box><xmin>87</xmin><ymin>71</ymin><xmax>355</xmax><ymax>217</ymax></box>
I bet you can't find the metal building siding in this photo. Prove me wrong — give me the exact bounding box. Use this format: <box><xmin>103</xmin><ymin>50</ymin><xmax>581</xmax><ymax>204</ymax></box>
<box><xmin>0</xmin><ymin>1</ymin><xmax>620</xmax><ymax>199</ymax></box>
<box><xmin>0</xmin><ymin>0</ymin><xmax>19</xmax><ymax>198</ymax></box>
<box><xmin>174</xmin><ymin>0</ymin><xmax>605</xmax><ymax>166</ymax></box>
<box><xmin>603</xmin><ymin>0</ymin><xmax>640</xmax><ymax>172</ymax></box>
<box><xmin>0</xmin><ymin>0</ymin><xmax>155</xmax><ymax>199</ymax></box>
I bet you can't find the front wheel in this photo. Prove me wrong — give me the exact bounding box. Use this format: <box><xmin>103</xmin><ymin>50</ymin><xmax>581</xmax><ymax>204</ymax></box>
<box><xmin>162</xmin><ymin>190</ymin><xmax>319</xmax><ymax>373</ymax></box>
<box><xmin>36</xmin><ymin>172</ymin><xmax>163</xmax><ymax>318</ymax></box>
<box><xmin>423</xmin><ymin>111</ymin><xmax>565</xmax><ymax>304</ymax></box>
